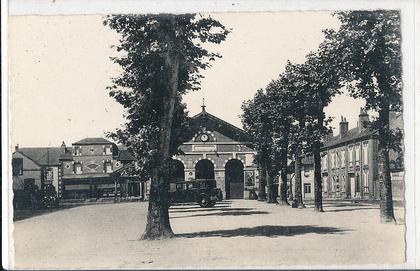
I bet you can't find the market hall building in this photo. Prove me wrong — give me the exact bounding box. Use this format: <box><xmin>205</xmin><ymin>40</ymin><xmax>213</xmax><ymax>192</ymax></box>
<box><xmin>172</xmin><ymin>106</ymin><xmax>258</xmax><ymax>200</ymax></box>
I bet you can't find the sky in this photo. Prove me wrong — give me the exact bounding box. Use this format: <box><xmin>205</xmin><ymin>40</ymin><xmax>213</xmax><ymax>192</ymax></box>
<box><xmin>9</xmin><ymin>12</ymin><xmax>365</xmax><ymax>148</ymax></box>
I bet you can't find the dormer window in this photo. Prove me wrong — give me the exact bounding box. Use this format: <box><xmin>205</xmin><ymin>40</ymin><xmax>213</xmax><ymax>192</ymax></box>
<box><xmin>74</xmin><ymin>146</ymin><xmax>82</xmax><ymax>156</ymax></box>
<box><xmin>104</xmin><ymin>146</ymin><xmax>112</xmax><ymax>155</ymax></box>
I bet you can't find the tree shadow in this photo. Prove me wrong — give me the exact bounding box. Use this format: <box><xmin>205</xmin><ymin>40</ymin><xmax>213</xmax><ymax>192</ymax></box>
<box><xmin>324</xmin><ymin>207</ymin><xmax>379</xmax><ymax>213</ymax></box>
<box><xmin>176</xmin><ymin>225</ymin><xmax>348</xmax><ymax>238</ymax></box>
<box><xmin>308</xmin><ymin>202</ymin><xmax>372</xmax><ymax>208</ymax></box>
<box><xmin>172</xmin><ymin>210</ymin><xmax>269</xmax><ymax>219</ymax></box>
<box><xmin>13</xmin><ymin>205</ymin><xmax>78</xmax><ymax>222</ymax></box>
<box><xmin>171</xmin><ymin>200</ymin><xmax>233</xmax><ymax>206</ymax></box>
<box><xmin>170</xmin><ymin>207</ymin><xmax>253</xmax><ymax>213</ymax></box>
<box><xmin>170</xmin><ymin>203</ymin><xmax>232</xmax><ymax>210</ymax></box>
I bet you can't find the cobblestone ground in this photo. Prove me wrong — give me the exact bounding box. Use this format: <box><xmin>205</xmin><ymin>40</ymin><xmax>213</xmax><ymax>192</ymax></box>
<box><xmin>13</xmin><ymin>199</ymin><xmax>405</xmax><ymax>269</ymax></box>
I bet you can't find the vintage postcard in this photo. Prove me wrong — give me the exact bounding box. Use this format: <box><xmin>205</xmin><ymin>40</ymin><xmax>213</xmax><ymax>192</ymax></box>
<box><xmin>3</xmin><ymin>0</ymin><xmax>418</xmax><ymax>269</ymax></box>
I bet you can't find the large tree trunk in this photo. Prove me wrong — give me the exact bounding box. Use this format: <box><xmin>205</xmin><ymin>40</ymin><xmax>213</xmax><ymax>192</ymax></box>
<box><xmin>313</xmin><ymin>144</ymin><xmax>323</xmax><ymax>212</ymax></box>
<box><xmin>266</xmin><ymin>167</ymin><xmax>277</xmax><ymax>203</ymax></box>
<box><xmin>292</xmin><ymin>155</ymin><xmax>305</xmax><ymax>208</ymax></box>
<box><xmin>286</xmin><ymin>157</ymin><xmax>294</xmax><ymax>205</ymax></box>
<box><xmin>258</xmin><ymin>165</ymin><xmax>267</xmax><ymax>201</ymax></box>
<box><xmin>278</xmin><ymin>150</ymin><xmax>289</xmax><ymax>205</ymax></box>
<box><xmin>313</xmin><ymin>112</ymin><xmax>324</xmax><ymax>212</ymax></box>
<box><xmin>141</xmin><ymin>26</ymin><xmax>179</xmax><ymax>239</ymax></box>
<box><xmin>378</xmin><ymin>109</ymin><xmax>396</xmax><ymax>223</ymax></box>
<box><xmin>142</xmin><ymin>167</ymin><xmax>173</xmax><ymax>240</ymax></box>
<box><xmin>278</xmin><ymin>124</ymin><xmax>290</xmax><ymax>205</ymax></box>
<box><xmin>288</xmin><ymin>169</ymin><xmax>294</xmax><ymax>203</ymax></box>
<box><xmin>292</xmin><ymin>119</ymin><xmax>306</xmax><ymax>208</ymax></box>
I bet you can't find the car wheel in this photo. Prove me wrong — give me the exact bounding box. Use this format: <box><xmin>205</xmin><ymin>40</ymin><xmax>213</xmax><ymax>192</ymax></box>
<box><xmin>199</xmin><ymin>195</ymin><xmax>210</xmax><ymax>208</ymax></box>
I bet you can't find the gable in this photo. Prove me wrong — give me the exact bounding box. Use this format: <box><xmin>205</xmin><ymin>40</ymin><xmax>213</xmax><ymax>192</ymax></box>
<box><xmin>13</xmin><ymin>151</ymin><xmax>41</xmax><ymax>170</ymax></box>
<box><xmin>15</xmin><ymin>148</ymin><xmax>61</xmax><ymax>166</ymax></box>
<box><xmin>187</xmin><ymin>130</ymin><xmax>238</xmax><ymax>143</ymax></box>
<box><xmin>188</xmin><ymin>111</ymin><xmax>251</xmax><ymax>143</ymax></box>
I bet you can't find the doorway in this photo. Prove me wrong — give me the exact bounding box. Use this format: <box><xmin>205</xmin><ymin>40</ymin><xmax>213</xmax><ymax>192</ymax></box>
<box><xmin>195</xmin><ymin>159</ymin><xmax>215</xmax><ymax>180</ymax></box>
<box><xmin>225</xmin><ymin>159</ymin><xmax>244</xmax><ymax>199</ymax></box>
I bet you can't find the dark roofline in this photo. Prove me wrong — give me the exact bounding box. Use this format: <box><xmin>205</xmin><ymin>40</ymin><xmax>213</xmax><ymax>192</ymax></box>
<box><xmin>14</xmin><ymin>148</ymin><xmax>61</xmax><ymax>166</ymax></box>
<box><xmin>14</xmin><ymin>150</ymin><xmax>43</xmax><ymax>167</ymax></box>
<box><xmin>321</xmin><ymin>128</ymin><xmax>378</xmax><ymax>151</ymax></box>
<box><xmin>191</xmin><ymin>111</ymin><xmax>247</xmax><ymax>136</ymax></box>
<box><xmin>72</xmin><ymin>137</ymin><xmax>114</xmax><ymax>145</ymax></box>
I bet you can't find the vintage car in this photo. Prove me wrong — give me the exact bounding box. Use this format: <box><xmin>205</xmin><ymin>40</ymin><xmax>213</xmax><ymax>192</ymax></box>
<box><xmin>169</xmin><ymin>179</ymin><xmax>223</xmax><ymax>207</ymax></box>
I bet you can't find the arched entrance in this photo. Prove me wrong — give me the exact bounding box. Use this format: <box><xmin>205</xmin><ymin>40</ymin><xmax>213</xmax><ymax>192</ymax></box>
<box><xmin>169</xmin><ymin>160</ymin><xmax>185</xmax><ymax>183</ymax></box>
<box><xmin>225</xmin><ymin>159</ymin><xmax>244</xmax><ymax>199</ymax></box>
<box><xmin>195</xmin><ymin>159</ymin><xmax>215</xmax><ymax>180</ymax></box>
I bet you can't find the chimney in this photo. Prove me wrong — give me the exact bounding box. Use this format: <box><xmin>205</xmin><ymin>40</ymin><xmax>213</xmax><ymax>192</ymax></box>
<box><xmin>358</xmin><ymin>107</ymin><xmax>369</xmax><ymax>132</ymax></box>
<box><xmin>61</xmin><ymin>141</ymin><xmax>67</xmax><ymax>153</ymax></box>
<box><xmin>15</xmin><ymin>144</ymin><xmax>19</xmax><ymax>151</ymax></box>
<box><xmin>339</xmin><ymin>116</ymin><xmax>349</xmax><ymax>138</ymax></box>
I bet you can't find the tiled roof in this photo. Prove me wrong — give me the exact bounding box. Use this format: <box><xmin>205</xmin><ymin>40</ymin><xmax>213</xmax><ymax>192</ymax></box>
<box><xmin>190</xmin><ymin>110</ymin><xmax>252</xmax><ymax>142</ymax></box>
<box><xmin>322</xmin><ymin>127</ymin><xmax>377</xmax><ymax>150</ymax></box>
<box><xmin>16</xmin><ymin>147</ymin><xmax>62</xmax><ymax>166</ymax></box>
<box><xmin>73</xmin><ymin>137</ymin><xmax>113</xmax><ymax>145</ymax></box>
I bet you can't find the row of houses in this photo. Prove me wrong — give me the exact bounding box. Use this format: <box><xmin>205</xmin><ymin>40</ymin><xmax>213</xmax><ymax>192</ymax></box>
<box><xmin>291</xmin><ymin>108</ymin><xmax>404</xmax><ymax>201</ymax></box>
<box><xmin>12</xmin><ymin>138</ymin><xmax>147</xmax><ymax>205</ymax></box>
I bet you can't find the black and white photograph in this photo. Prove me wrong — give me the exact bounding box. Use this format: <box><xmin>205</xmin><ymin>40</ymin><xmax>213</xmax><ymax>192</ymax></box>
<box><xmin>2</xmin><ymin>0</ymin><xmax>419</xmax><ymax>269</ymax></box>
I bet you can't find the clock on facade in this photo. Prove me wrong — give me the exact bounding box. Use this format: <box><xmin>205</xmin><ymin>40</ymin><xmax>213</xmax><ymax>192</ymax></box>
<box><xmin>200</xmin><ymin>133</ymin><xmax>209</xmax><ymax>142</ymax></box>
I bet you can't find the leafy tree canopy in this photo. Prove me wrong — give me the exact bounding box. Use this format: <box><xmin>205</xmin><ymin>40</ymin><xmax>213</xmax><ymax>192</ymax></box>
<box><xmin>324</xmin><ymin>10</ymin><xmax>402</xmax><ymax>152</ymax></box>
<box><xmin>104</xmin><ymin>14</ymin><xmax>229</xmax><ymax>179</ymax></box>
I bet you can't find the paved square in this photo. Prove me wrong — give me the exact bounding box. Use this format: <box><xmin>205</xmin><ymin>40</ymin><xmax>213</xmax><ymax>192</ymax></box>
<box><xmin>13</xmin><ymin>200</ymin><xmax>405</xmax><ymax>269</ymax></box>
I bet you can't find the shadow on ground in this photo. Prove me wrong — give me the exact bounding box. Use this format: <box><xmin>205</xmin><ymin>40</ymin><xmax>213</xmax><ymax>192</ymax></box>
<box><xmin>305</xmin><ymin>199</ymin><xmax>404</xmax><ymax>208</ymax></box>
<box><xmin>170</xmin><ymin>203</ymin><xmax>232</xmax><ymax>210</ymax></box>
<box><xmin>172</xmin><ymin>210</ymin><xmax>270</xmax><ymax>219</ymax></box>
<box><xmin>324</xmin><ymin>207</ymin><xmax>379</xmax><ymax>213</ymax></box>
<box><xmin>13</xmin><ymin>205</ymin><xmax>78</xmax><ymax>222</ymax></box>
<box><xmin>176</xmin><ymin>225</ymin><xmax>348</xmax><ymax>238</ymax></box>
<box><xmin>170</xmin><ymin>207</ymin><xmax>253</xmax><ymax>213</ymax></box>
